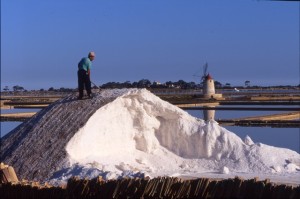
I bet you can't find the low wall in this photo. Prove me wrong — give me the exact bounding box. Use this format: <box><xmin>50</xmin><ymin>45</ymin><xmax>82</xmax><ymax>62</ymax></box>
<box><xmin>1</xmin><ymin>176</ymin><xmax>299</xmax><ymax>199</ymax></box>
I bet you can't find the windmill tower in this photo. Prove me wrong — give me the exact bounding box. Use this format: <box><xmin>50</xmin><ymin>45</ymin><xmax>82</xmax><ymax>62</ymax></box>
<box><xmin>200</xmin><ymin>63</ymin><xmax>215</xmax><ymax>121</ymax></box>
<box><xmin>201</xmin><ymin>63</ymin><xmax>216</xmax><ymax>98</ymax></box>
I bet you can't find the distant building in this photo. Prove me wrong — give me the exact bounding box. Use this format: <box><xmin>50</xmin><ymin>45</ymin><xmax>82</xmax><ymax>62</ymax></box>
<box><xmin>153</xmin><ymin>81</ymin><xmax>161</xmax><ymax>85</ymax></box>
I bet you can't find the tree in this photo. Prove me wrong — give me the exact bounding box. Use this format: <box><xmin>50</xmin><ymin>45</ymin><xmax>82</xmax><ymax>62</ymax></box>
<box><xmin>214</xmin><ymin>81</ymin><xmax>222</xmax><ymax>88</ymax></box>
<box><xmin>224</xmin><ymin>83</ymin><xmax>231</xmax><ymax>88</ymax></box>
<box><xmin>186</xmin><ymin>82</ymin><xmax>197</xmax><ymax>89</ymax></box>
<box><xmin>137</xmin><ymin>79</ymin><xmax>151</xmax><ymax>88</ymax></box>
<box><xmin>123</xmin><ymin>81</ymin><xmax>132</xmax><ymax>88</ymax></box>
<box><xmin>3</xmin><ymin>86</ymin><xmax>9</xmax><ymax>91</ymax></box>
<box><xmin>13</xmin><ymin>85</ymin><xmax>24</xmax><ymax>91</ymax></box>
<box><xmin>132</xmin><ymin>81</ymin><xmax>138</xmax><ymax>88</ymax></box>
<box><xmin>245</xmin><ymin>80</ymin><xmax>250</xmax><ymax>87</ymax></box>
<box><xmin>176</xmin><ymin>80</ymin><xmax>186</xmax><ymax>88</ymax></box>
<box><xmin>165</xmin><ymin>81</ymin><xmax>174</xmax><ymax>88</ymax></box>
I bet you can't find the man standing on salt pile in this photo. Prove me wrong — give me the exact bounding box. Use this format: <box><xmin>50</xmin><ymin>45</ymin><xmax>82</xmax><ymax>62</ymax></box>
<box><xmin>77</xmin><ymin>51</ymin><xmax>95</xmax><ymax>100</ymax></box>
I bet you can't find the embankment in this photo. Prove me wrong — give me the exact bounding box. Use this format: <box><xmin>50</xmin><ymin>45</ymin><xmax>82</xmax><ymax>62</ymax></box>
<box><xmin>1</xmin><ymin>176</ymin><xmax>300</xmax><ymax>198</ymax></box>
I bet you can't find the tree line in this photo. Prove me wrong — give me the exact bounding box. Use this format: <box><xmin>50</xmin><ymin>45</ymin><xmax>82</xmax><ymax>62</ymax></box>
<box><xmin>2</xmin><ymin>79</ymin><xmax>299</xmax><ymax>92</ymax></box>
<box><xmin>101</xmin><ymin>79</ymin><xmax>208</xmax><ymax>89</ymax></box>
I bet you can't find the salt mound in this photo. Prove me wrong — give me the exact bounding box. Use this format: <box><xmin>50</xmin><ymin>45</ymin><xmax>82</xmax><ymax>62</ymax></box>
<box><xmin>49</xmin><ymin>89</ymin><xmax>300</xmax><ymax>185</ymax></box>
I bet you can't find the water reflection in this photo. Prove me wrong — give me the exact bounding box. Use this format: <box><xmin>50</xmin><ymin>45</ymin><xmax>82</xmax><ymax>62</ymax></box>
<box><xmin>189</xmin><ymin>109</ymin><xmax>300</xmax><ymax>153</ymax></box>
<box><xmin>203</xmin><ymin>106</ymin><xmax>215</xmax><ymax>121</ymax></box>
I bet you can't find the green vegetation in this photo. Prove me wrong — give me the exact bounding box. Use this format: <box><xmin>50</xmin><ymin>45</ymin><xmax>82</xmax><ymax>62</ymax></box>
<box><xmin>2</xmin><ymin>79</ymin><xmax>299</xmax><ymax>92</ymax></box>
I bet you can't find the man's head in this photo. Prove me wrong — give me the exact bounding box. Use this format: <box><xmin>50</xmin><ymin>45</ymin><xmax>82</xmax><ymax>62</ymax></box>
<box><xmin>88</xmin><ymin>51</ymin><xmax>95</xmax><ymax>61</ymax></box>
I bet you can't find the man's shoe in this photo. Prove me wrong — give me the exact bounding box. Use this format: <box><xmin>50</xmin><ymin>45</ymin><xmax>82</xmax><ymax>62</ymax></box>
<box><xmin>77</xmin><ymin>96</ymin><xmax>83</xmax><ymax>100</ymax></box>
<box><xmin>88</xmin><ymin>93</ymin><xmax>94</xmax><ymax>99</ymax></box>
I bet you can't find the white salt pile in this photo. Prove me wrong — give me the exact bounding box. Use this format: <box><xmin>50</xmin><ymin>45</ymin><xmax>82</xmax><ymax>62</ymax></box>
<box><xmin>48</xmin><ymin>89</ymin><xmax>300</xmax><ymax>185</ymax></box>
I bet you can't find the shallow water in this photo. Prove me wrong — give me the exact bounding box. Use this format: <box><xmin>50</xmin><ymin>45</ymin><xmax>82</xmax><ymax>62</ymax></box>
<box><xmin>187</xmin><ymin>109</ymin><xmax>300</xmax><ymax>153</ymax></box>
<box><xmin>1</xmin><ymin>108</ymin><xmax>41</xmax><ymax>138</ymax></box>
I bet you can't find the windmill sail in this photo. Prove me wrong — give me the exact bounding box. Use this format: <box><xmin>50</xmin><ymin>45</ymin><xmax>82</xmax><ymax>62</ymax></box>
<box><xmin>201</xmin><ymin>62</ymin><xmax>208</xmax><ymax>82</ymax></box>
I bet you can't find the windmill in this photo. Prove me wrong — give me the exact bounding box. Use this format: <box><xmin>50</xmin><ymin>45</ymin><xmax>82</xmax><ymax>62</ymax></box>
<box><xmin>202</xmin><ymin>63</ymin><xmax>215</xmax><ymax>97</ymax></box>
<box><xmin>201</xmin><ymin>62</ymin><xmax>209</xmax><ymax>84</ymax></box>
<box><xmin>192</xmin><ymin>62</ymin><xmax>209</xmax><ymax>86</ymax></box>
<box><xmin>196</xmin><ymin>62</ymin><xmax>222</xmax><ymax>120</ymax></box>
<box><xmin>193</xmin><ymin>62</ymin><xmax>221</xmax><ymax>99</ymax></box>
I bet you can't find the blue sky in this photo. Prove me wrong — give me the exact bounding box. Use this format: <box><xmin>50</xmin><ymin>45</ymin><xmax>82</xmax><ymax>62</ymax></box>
<box><xmin>1</xmin><ymin>0</ymin><xmax>299</xmax><ymax>90</ymax></box>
